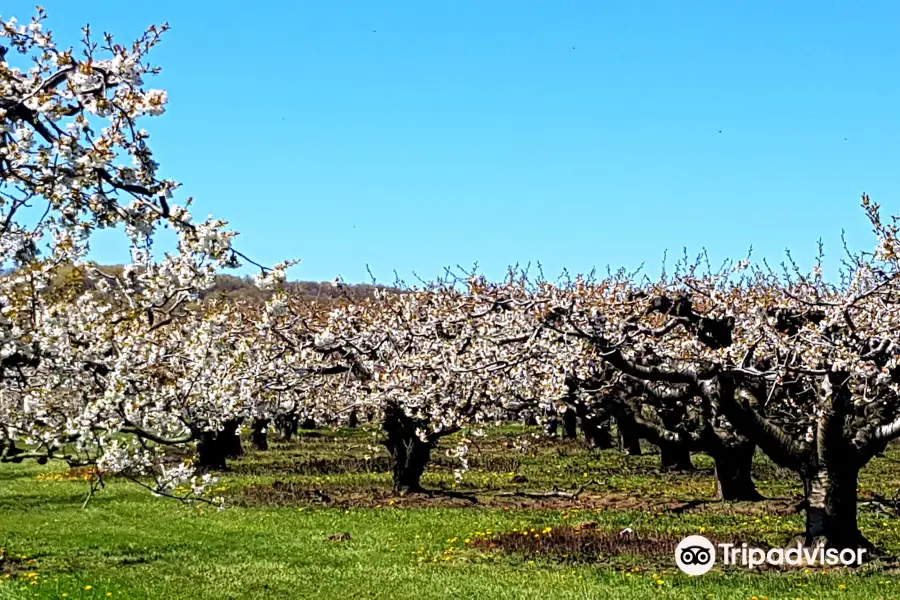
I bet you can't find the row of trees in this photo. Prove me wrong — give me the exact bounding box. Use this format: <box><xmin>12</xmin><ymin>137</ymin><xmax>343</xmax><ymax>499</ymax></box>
<box><xmin>2</xmin><ymin>9</ymin><xmax>900</xmax><ymax>558</ymax></box>
<box><xmin>235</xmin><ymin>221</ymin><xmax>900</xmax><ymax>555</ymax></box>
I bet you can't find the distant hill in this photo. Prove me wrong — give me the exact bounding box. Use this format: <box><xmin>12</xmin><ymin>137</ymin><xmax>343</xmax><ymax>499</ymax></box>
<box><xmin>203</xmin><ymin>273</ymin><xmax>400</xmax><ymax>303</ymax></box>
<box><xmin>3</xmin><ymin>262</ymin><xmax>402</xmax><ymax>306</ymax></box>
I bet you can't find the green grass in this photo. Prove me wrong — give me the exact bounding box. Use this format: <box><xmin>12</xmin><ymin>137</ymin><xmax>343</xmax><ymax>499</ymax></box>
<box><xmin>2</xmin><ymin>426</ymin><xmax>900</xmax><ymax>599</ymax></box>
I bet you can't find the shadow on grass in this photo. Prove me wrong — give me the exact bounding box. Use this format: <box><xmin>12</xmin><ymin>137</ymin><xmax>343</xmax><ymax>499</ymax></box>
<box><xmin>232</xmin><ymin>454</ymin><xmax>523</xmax><ymax>476</ymax></box>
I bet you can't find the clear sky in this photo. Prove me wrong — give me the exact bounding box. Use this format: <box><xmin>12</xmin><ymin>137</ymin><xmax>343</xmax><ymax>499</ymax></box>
<box><xmin>5</xmin><ymin>1</ymin><xmax>900</xmax><ymax>283</ymax></box>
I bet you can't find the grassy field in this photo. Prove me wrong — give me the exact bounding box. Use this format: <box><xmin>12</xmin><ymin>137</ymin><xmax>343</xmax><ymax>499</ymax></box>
<box><xmin>2</xmin><ymin>426</ymin><xmax>900</xmax><ymax>599</ymax></box>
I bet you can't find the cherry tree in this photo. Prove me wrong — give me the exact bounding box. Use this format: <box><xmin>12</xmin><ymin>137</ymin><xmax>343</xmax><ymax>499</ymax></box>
<box><xmin>250</xmin><ymin>272</ymin><xmax>569</xmax><ymax>493</ymax></box>
<box><xmin>0</xmin><ymin>8</ymin><xmax>274</xmax><ymax>503</ymax></box>
<box><xmin>533</xmin><ymin>197</ymin><xmax>900</xmax><ymax>551</ymax></box>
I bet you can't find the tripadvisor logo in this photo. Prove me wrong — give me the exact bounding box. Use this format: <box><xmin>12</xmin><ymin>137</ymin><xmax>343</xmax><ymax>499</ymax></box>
<box><xmin>675</xmin><ymin>535</ymin><xmax>716</xmax><ymax>575</ymax></box>
<box><xmin>675</xmin><ymin>535</ymin><xmax>867</xmax><ymax>575</ymax></box>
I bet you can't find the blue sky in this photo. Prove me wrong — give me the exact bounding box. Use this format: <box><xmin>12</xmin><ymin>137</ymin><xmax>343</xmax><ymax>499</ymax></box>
<box><xmin>5</xmin><ymin>1</ymin><xmax>900</xmax><ymax>283</ymax></box>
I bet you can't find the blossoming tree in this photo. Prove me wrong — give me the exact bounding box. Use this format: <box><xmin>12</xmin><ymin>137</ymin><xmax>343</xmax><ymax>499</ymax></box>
<box><xmin>534</xmin><ymin>197</ymin><xmax>900</xmax><ymax>551</ymax></box>
<box><xmin>249</xmin><ymin>272</ymin><xmax>571</xmax><ymax>493</ymax></box>
<box><xmin>0</xmin><ymin>9</ymin><xmax>276</xmax><ymax>502</ymax></box>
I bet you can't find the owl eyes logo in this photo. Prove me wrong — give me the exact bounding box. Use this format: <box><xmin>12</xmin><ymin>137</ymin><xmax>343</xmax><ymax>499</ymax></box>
<box><xmin>680</xmin><ymin>546</ymin><xmax>712</xmax><ymax>565</ymax></box>
<box><xmin>675</xmin><ymin>535</ymin><xmax>716</xmax><ymax>575</ymax></box>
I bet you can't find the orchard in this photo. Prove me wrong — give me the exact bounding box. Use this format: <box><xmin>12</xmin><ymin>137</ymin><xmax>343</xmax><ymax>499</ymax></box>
<box><xmin>2</xmin><ymin>8</ymin><xmax>900</xmax><ymax>600</ymax></box>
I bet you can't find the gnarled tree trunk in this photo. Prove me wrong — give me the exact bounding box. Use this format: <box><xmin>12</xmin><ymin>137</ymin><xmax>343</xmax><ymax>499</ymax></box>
<box><xmin>615</xmin><ymin>415</ymin><xmax>643</xmax><ymax>455</ymax></box>
<box><xmin>195</xmin><ymin>418</ymin><xmax>244</xmax><ymax>470</ymax></box>
<box><xmin>711</xmin><ymin>441</ymin><xmax>763</xmax><ymax>501</ymax></box>
<box><xmin>276</xmin><ymin>412</ymin><xmax>299</xmax><ymax>441</ymax></box>
<box><xmin>659</xmin><ymin>441</ymin><xmax>694</xmax><ymax>471</ymax></box>
<box><xmin>219</xmin><ymin>418</ymin><xmax>244</xmax><ymax>458</ymax></box>
<box><xmin>580</xmin><ymin>413</ymin><xmax>614</xmax><ymax>449</ymax></box>
<box><xmin>802</xmin><ymin>466</ymin><xmax>870</xmax><ymax>551</ymax></box>
<box><xmin>562</xmin><ymin>407</ymin><xmax>578</xmax><ymax>439</ymax></box>
<box><xmin>382</xmin><ymin>403</ymin><xmax>434</xmax><ymax>494</ymax></box>
<box><xmin>711</xmin><ymin>374</ymin><xmax>872</xmax><ymax>553</ymax></box>
<box><xmin>196</xmin><ymin>431</ymin><xmax>227</xmax><ymax>470</ymax></box>
<box><xmin>251</xmin><ymin>418</ymin><xmax>270</xmax><ymax>451</ymax></box>
<box><xmin>1</xmin><ymin>440</ymin><xmax>22</xmax><ymax>460</ymax></box>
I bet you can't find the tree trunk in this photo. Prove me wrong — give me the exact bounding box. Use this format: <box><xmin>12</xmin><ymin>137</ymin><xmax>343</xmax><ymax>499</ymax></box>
<box><xmin>276</xmin><ymin>412</ymin><xmax>299</xmax><ymax>441</ymax></box>
<box><xmin>251</xmin><ymin>418</ymin><xmax>270</xmax><ymax>451</ymax></box>
<box><xmin>660</xmin><ymin>442</ymin><xmax>693</xmax><ymax>471</ymax></box>
<box><xmin>218</xmin><ymin>418</ymin><xmax>244</xmax><ymax>458</ymax></box>
<box><xmin>1</xmin><ymin>440</ymin><xmax>21</xmax><ymax>458</ymax></box>
<box><xmin>576</xmin><ymin>404</ymin><xmax>614</xmax><ymax>450</ymax></box>
<box><xmin>616</xmin><ymin>416</ymin><xmax>643</xmax><ymax>455</ymax></box>
<box><xmin>300</xmin><ymin>417</ymin><xmax>316</xmax><ymax>430</ymax></box>
<box><xmin>283</xmin><ymin>418</ymin><xmax>297</xmax><ymax>441</ymax></box>
<box><xmin>544</xmin><ymin>417</ymin><xmax>560</xmax><ymax>437</ymax></box>
<box><xmin>712</xmin><ymin>443</ymin><xmax>763</xmax><ymax>501</ymax></box>
<box><xmin>802</xmin><ymin>466</ymin><xmax>871</xmax><ymax>551</ymax></box>
<box><xmin>522</xmin><ymin>411</ymin><xmax>538</xmax><ymax>427</ymax></box>
<box><xmin>562</xmin><ymin>407</ymin><xmax>578</xmax><ymax>439</ymax></box>
<box><xmin>348</xmin><ymin>409</ymin><xmax>359</xmax><ymax>429</ymax></box>
<box><xmin>382</xmin><ymin>403</ymin><xmax>434</xmax><ymax>494</ymax></box>
<box><xmin>195</xmin><ymin>419</ymin><xmax>244</xmax><ymax>470</ymax></box>
<box><xmin>196</xmin><ymin>431</ymin><xmax>228</xmax><ymax>471</ymax></box>
<box><xmin>594</xmin><ymin>421</ymin><xmax>615</xmax><ymax>449</ymax></box>
<box><xmin>581</xmin><ymin>415</ymin><xmax>614</xmax><ymax>449</ymax></box>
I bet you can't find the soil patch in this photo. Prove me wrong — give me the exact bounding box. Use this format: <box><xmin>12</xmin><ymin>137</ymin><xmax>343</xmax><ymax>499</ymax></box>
<box><xmin>230</xmin><ymin>481</ymin><xmax>803</xmax><ymax>515</ymax></box>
